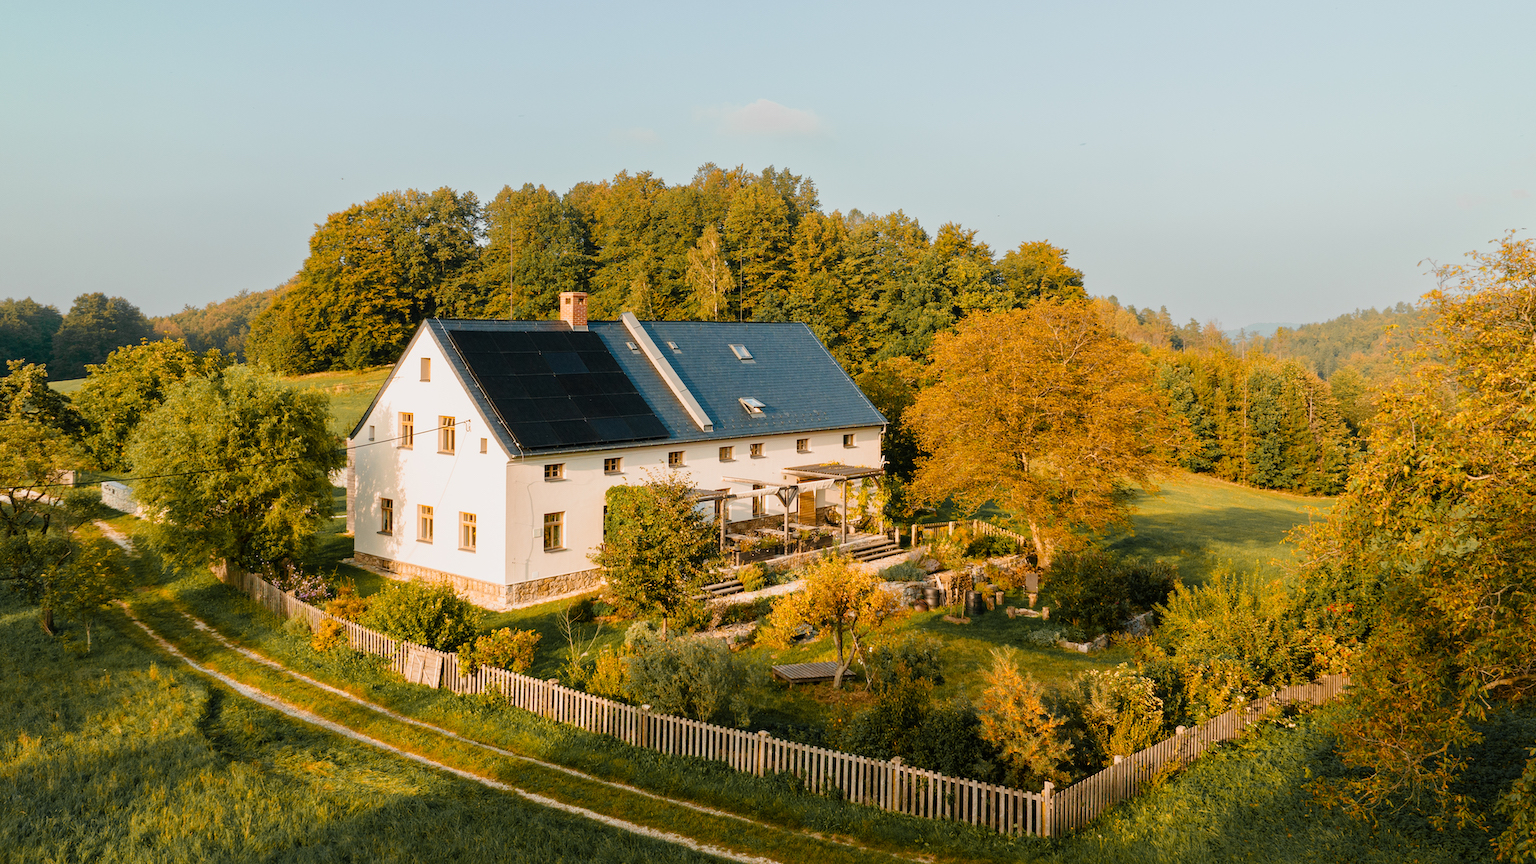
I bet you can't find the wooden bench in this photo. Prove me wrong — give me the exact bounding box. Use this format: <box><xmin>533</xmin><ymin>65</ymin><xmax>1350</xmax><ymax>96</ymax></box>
<box><xmin>771</xmin><ymin>661</ymin><xmax>843</xmax><ymax>685</ymax></box>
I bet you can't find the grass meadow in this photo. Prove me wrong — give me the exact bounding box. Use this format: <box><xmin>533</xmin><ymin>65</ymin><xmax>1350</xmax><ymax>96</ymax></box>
<box><xmin>0</xmin><ymin>588</ymin><xmax>730</xmax><ymax>864</ymax></box>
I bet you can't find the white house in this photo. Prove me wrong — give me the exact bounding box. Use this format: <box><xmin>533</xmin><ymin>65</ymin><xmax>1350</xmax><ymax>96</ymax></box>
<box><xmin>346</xmin><ymin>292</ymin><xmax>887</xmax><ymax>608</ymax></box>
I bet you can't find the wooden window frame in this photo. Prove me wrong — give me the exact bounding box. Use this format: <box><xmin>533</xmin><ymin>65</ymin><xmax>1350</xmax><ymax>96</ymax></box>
<box><xmin>749</xmin><ymin>442</ymin><xmax>764</xmax><ymax>458</ymax></box>
<box><xmin>796</xmin><ymin>438</ymin><xmax>811</xmax><ymax>453</ymax></box>
<box><xmin>418</xmin><ymin>504</ymin><xmax>434</xmax><ymax>543</ymax></box>
<box><xmin>603</xmin><ymin>457</ymin><xmax>622</xmax><ymax>474</ymax></box>
<box><xmin>459</xmin><ymin>512</ymin><xmax>477</xmax><ymax>551</ymax></box>
<box><xmin>719</xmin><ymin>446</ymin><xmax>734</xmax><ymax>462</ymax></box>
<box><xmin>544</xmin><ymin>463</ymin><xmax>565</xmax><ymax>481</ymax></box>
<box><xmin>438</xmin><ymin>417</ymin><xmax>456</xmax><ymax>454</ymax></box>
<box><xmin>379</xmin><ymin>497</ymin><xmax>394</xmax><ymax>535</ymax></box>
<box><xmin>543</xmin><ymin>511</ymin><xmax>564</xmax><ymax>551</ymax></box>
<box><xmin>667</xmin><ymin>450</ymin><xmax>685</xmax><ymax>468</ymax></box>
<box><xmin>399</xmin><ymin>412</ymin><xmax>414</xmax><ymax>449</ymax></box>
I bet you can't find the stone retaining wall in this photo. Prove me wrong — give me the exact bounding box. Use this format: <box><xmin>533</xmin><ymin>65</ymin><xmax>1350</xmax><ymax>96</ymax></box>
<box><xmin>351</xmin><ymin>552</ymin><xmax>606</xmax><ymax>611</ymax></box>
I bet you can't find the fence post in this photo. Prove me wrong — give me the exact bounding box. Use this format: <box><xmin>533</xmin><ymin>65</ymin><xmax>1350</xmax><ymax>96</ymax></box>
<box><xmin>947</xmin><ymin>520</ymin><xmax>954</xmax><ymax>537</ymax></box>
<box><xmin>756</xmin><ymin>730</ymin><xmax>768</xmax><ymax>777</ymax></box>
<box><xmin>640</xmin><ymin>704</ymin><xmax>651</xmax><ymax>750</ymax></box>
<box><xmin>1041</xmin><ymin>781</ymin><xmax>1054</xmax><ymax>838</ymax></box>
<box><xmin>910</xmin><ymin>524</ymin><xmax>917</xmax><ymax>548</ymax></box>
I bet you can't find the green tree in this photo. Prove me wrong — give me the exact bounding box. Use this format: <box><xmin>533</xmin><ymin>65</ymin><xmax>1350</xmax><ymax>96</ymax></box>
<box><xmin>1297</xmin><ymin>234</ymin><xmax>1536</xmax><ymax>851</ymax></box>
<box><xmin>685</xmin><ymin>225</ymin><xmax>734</xmax><ymax>320</ymax></box>
<box><xmin>74</xmin><ymin>339</ymin><xmax>230</xmax><ymax>471</ymax></box>
<box><xmin>723</xmin><ymin>182</ymin><xmax>791</xmax><ymax>318</ymax></box>
<box><xmin>0</xmin><ymin>362</ymin><xmax>119</xmax><ymax>636</ymax></box>
<box><xmin>854</xmin><ymin>356</ymin><xmax>926</xmax><ymax>479</ymax></box>
<box><xmin>591</xmin><ymin>473</ymin><xmax>720</xmax><ymax>636</ymax></box>
<box><xmin>126</xmin><ymin>365</ymin><xmax>342</xmax><ymax>573</ymax></box>
<box><xmin>51</xmin><ymin>294</ymin><xmax>153</xmax><ymax>379</ymax></box>
<box><xmin>0</xmin><ymin>298</ymin><xmax>63</xmax><ymax>367</ymax></box>
<box><xmin>361</xmin><ymin>580</ymin><xmax>483</xmax><ymax>651</ymax></box>
<box><xmin>909</xmin><ymin>301</ymin><xmax>1186</xmax><ymax>566</ymax></box>
<box><xmin>151</xmin><ymin>288</ymin><xmax>279</xmax><ymax>359</ymax></box>
<box><xmin>247</xmin><ymin>188</ymin><xmax>483</xmax><ymax>373</ymax></box>
<box><xmin>481</xmin><ymin>183</ymin><xmax>593</xmax><ymax>320</ymax></box>
<box><xmin>997</xmin><ymin>241</ymin><xmax>1086</xmax><ymax>303</ymax></box>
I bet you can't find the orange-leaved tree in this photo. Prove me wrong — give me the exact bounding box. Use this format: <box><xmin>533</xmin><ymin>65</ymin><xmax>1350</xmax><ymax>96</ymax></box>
<box><xmin>1296</xmin><ymin>234</ymin><xmax>1536</xmax><ymax>855</ymax></box>
<box><xmin>765</xmin><ymin>555</ymin><xmax>901</xmax><ymax>688</ymax></box>
<box><xmin>908</xmin><ymin>299</ymin><xmax>1187</xmax><ymax>567</ymax></box>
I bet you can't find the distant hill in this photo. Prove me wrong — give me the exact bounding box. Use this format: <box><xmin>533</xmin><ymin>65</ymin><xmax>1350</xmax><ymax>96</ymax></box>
<box><xmin>1248</xmin><ymin>303</ymin><xmax>1420</xmax><ymax>380</ymax></box>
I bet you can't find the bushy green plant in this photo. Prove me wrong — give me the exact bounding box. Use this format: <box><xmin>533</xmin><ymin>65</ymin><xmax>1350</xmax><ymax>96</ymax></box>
<box><xmin>876</xmin><ymin>560</ymin><xmax>926</xmax><ymax>582</ymax></box>
<box><xmin>459</xmin><ymin>627</ymin><xmax>540</xmax><ymax>674</ymax></box>
<box><xmin>737</xmin><ymin>563</ymin><xmax>767</xmax><ymax>592</ymax></box>
<box><xmin>624</xmin><ymin>636</ymin><xmax>749</xmax><ymax>725</ymax></box>
<box><xmin>1047</xmin><ymin>549</ymin><xmax>1175</xmax><ymax>635</ymax></box>
<box><xmin>861</xmin><ymin>635</ymin><xmax>943</xmax><ymax>694</ymax></box>
<box><xmin>965</xmin><ymin>533</ymin><xmax>1019</xmax><ymax>559</ymax></box>
<box><xmin>359</xmin><ymin>580</ymin><xmax>483</xmax><ymax>651</ymax></box>
<box><xmin>1065</xmin><ymin>664</ymin><xmax>1165</xmax><ymax>766</ymax></box>
<box><xmin>325</xmin><ymin>583</ymin><xmax>369</xmax><ymax>621</ymax></box>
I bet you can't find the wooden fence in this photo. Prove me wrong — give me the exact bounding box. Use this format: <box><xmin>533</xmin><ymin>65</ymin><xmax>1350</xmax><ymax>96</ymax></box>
<box><xmin>232</xmin><ymin>569</ymin><xmax>1347</xmax><ymax>837</ymax></box>
<box><xmin>1052</xmin><ymin>673</ymin><xmax>1351</xmax><ymax>833</ymax></box>
<box><xmin>229</xmin><ymin>569</ymin><xmax>1051</xmax><ymax>836</ymax></box>
<box><xmin>911</xmin><ymin>519</ymin><xmax>1031</xmax><ymax>549</ymax></box>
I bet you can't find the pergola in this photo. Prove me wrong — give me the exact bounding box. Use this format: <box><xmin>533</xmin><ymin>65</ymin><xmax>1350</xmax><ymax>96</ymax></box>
<box><xmin>699</xmin><ymin>462</ymin><xmax>885</xmax><ymax>551</ymax></box>
<box><xmin>782</xmin><ymin>463</ymin><xmax>885</xmax><ymax>545</ymax></box>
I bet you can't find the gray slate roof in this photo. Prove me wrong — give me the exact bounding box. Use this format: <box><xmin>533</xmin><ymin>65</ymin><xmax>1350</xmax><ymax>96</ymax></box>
<box><xmin>399</xmin><ymin>318</ymin><xmax>885</xmax><ymax>457</ymax></box>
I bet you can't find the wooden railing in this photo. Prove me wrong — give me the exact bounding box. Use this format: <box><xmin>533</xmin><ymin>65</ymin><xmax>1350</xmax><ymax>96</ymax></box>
<box><xmin>910</xmin><ymin>519</ymin><xmax>1032</xmax><ymax>550</ymax></box>
<box><xmin>230</xmin><ymin>569</ymin><xmax>1051</xmax><ymax>836</ymax></box>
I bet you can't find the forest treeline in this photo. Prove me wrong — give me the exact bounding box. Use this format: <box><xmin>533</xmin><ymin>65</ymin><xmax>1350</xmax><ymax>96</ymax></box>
<box><xmin>0</xmin><ymin>290</ymin><xmax>275</xmax><ymax>378</ymax></box>
<box><xmin>244</xmin><ymin>164</ymin><xmax>1088</xmax><ymax>376</ymax></box>
<box><xmin>0</xmin><ymin>164</ymin><xmax>1428</xmax><ymax>497</ymax></box>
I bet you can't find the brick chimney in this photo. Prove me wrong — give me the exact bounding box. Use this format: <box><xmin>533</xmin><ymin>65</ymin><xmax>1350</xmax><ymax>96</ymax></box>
<box><xmin>559</xmin><ymin>292</ymin><xmax>588</xmax><ymax>330</ymax></box>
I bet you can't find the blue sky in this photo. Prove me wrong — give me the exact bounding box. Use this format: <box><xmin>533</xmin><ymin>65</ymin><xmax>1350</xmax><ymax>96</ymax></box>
<box><xmin>3</xmin><ymin>1</ymin><xmax>1532</xmax><ymax>328</ymax></box>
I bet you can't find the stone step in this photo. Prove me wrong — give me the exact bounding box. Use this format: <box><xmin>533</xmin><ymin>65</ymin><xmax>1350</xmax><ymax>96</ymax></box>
<box><xmin>848</xmin><ymin>541</ymin><xmax>902</xmax><ymax>562</ymax></box>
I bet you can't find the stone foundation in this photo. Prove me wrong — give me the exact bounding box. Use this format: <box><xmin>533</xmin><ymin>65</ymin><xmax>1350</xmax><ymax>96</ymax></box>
<box><xmin>352</xmin><ymin>552</ymin><xmax>606</xmax><ymax>611</ymax></box>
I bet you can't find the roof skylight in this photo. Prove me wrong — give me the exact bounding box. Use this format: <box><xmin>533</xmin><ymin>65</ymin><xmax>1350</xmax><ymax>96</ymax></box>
<box><xmin>729</xmin><ymin>344</ymin><xmax>754</xmax><ymax>362</ymax></box>
<box><xmin>739</xmin><ymin>396</ymin><xmax>766</xmax><ymax>415</ymax></box>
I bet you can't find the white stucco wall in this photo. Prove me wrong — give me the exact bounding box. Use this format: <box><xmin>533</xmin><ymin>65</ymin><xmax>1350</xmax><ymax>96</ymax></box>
<box><xmin>349</xmin><ymin>327</ymin><xmax>885</xmax><ymax>589</ymax></box>
<box><xmin>349</xmin><ymin>329</ymin><xmax>510</xmax><ymax>586</ymax></box>
<box><xmin>504</xmin><ymin>426</ymin><xmax>884</xmax><ymax>583</ymax></box>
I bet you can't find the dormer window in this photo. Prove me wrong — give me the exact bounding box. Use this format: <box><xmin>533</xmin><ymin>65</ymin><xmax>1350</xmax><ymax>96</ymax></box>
<box><xmin>729</xmin><ymin>344</ymin><xmax>754</xmax><ymax>362</ymax></box>
<box><xmin>739</xmin><ymin>397</ymin><xmax>766</xmax><ymax>415</ymax></box>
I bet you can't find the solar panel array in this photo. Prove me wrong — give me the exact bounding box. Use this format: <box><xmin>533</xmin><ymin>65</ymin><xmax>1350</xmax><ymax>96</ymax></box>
<box><xmin>445</xmin><ymin>328</ymin><xmax>669</xmax><ymax>451</ymax></box>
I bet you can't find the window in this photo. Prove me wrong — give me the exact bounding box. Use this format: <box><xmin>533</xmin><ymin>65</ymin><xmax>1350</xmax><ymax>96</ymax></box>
<box><xmin>420</xmin><ymin>357</ymin><xmax>431</xmax><ymax>381</ymax></box>
<box><xmin>379</xmin><ymin>498</ymin><xmax>394</xmax><ymax>534</ymax></box>
<box><xmin>739</xmin><ymin>396</ymin><xmax>765</xmax><ymax>415</ymax></box>
<box><xmin>399</xmin><ymin>413</ymin><xmax>414</xmax><ymax>448</ymax></box>
<box><xmin>729</xmin><ymin>344</ymin><xmax>754</xmax><ymax>362</ymax></box>
<box><xmin>750</xmin><ymin>442</ymin><xmax>764</xmax><ymax>458</ymax></box>
<box><xmin>480</xmin><ymin>437</ymin><xmax>488</xmax><ymax>454</ymax></box>
<box><xmin>418</xmin><ymin>505</ymin><xmax>434</xmax><ymax>543</ymax></box>
<box><xmin>604</xmin><ymin>457</ymin><xmax>622</xmax><ymax>474</ymax></box>
<box><xmin>752</xmin><ymin>484</ymin><xmax>764</xmax><ymax>517</ymax></box>
<box><xmin>843</xmin><ymin>433</ymin><xmax>856</xmax><ymax>448</ymax></box>
<box><xmin>459</xmin><ymin>512</ymin><xmax>477</xmax><ymax>551</ymax></box>
<box><xmin>544</xmin><ymin>463</ymin><xmax>565</xmax><ymax>480</ymax></box>
<box><xmin>368</xmin><ymin>425</ymin><xmax>375</xmax><ymax>442</ymax></box>
<box><xmin>796</xmin><ymin>438</ymin><xmax>811</xmax><ymax>453</ymax></box>
<box><xmin>666</xmin><ymin>341</ymin><xmax>681</xmax><ymax>352</ymax></box>
<box><xmin>625</xmin><ymin>341</ymin><xmax>640</xmax><ymax>353</ymax></box>
<box><xmin>543</xmin><ymin>512</ymin><xmax>564</xmax><ymax>550</ymax></box>
<box><xmin>719</xmin><ymin>446</ymin><xmax>734</xmax><ymax>462</ymax></box>
<box><xmin>438</xmin><ymin>416</ymin><xmax>455</xmax><ymax>454</ymax></box>
<box><xmin>668</xmin><ymin>450</ymin><xmax>684</xmax><ymax>468</ymax></box>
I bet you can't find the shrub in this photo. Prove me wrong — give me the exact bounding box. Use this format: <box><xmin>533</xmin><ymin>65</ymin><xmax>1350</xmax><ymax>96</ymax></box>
<box><xmin>587</xmin><ymin>646</ymin><xmax>629</xmax><ymax>699</ymax></box>
<box><xmin>1066</xmin><ymin>665</ymin><xmax>1165</xmax><ymax>766</ymax></box>
<box><xmin>624</xmin><ymin>636</ymin><xmax>748</xmax><ymax>725</ymax></box>
<box><xmin>1047</xmin><ymin>549</ymin><xmax>1175</xmax><ymax>635</ymax></box>
<box><xmin>270</xmin><ymin>564</ymin><xmax>332</xmax><ymax>605</ymax></box>
<box><xmin>459</xmin><ymin>627</ymin><xmax>541</xmax><ymax>675</ymax></box>
<box><xmin>311</xmin><ymin>618</ymin><xmax>346</xmax><ymax>653</ymax></box>
<box><xmin>325</xmin><ymin>583</ymin><xmax>369</xmax><ymax>621</ymax></box>
<box><xmin>877</xmin><ymin>560</ymin><xmax>926</xmax><ymax>582</ymax></box>
<box><xmin>965</xmin><ymin>533</ymin><xmax>1019</xmax><ymax>559</ymax></box>
<box><xmin>737</xmin><ymin>564</ymin><xmax>767</xmax><ymax>592</ymax></box>
<box><xmin>977</xmin><ymin>647</ymin><xmax>1074</xmax><ymax>789</ymax></box>
<box><xmin>861</xmin><ymin>635</ymin><xmax>943</xmax><ymax>695</ymax></box>
<box><xmin>359</xmin><ymin>580</ymin><xmax>483</xmax><ymax>651</ymax></box>
<box><xmin>282</xmin><ymin>615</ymin><xmax>311</xmax><ymax>639</ymax></box>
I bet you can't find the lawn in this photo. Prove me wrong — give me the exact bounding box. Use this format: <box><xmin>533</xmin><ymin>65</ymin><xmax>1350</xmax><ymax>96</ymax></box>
<box><xmin>0</xmin><ymin>588</ymin><xmax>726</xmax><ymax>863</ymax></box>
<box><xmin>283</xmin><ymin>365</ymin><xmax>392</xmax><ymax>436</ymax></box>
